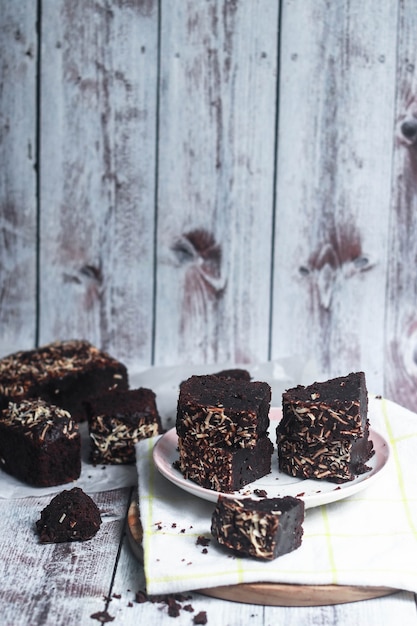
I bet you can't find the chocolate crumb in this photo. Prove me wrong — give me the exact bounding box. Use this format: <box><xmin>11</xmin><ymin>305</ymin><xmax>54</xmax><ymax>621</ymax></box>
<box><xmin>183</xmin><ymin>604</ymin><xmax>194</xmax><ymax>612</ymax></box>
<box><xmin>193</xmin><ymin>611</ymin><xmax>208</xmax><ymax>624</ymax></box>
<box><xmin>253</xmin><ymin>489</ymin><xmax>267</xmax><ymax>497</ymax></box>
<box><xmin>202</xmin><ymin>548</ymin><xmax>208</xmax><ymax>554</ymax></box>
<box><xmin>112</xmin><ymin>593</ymin><xmax>121</xmax><ymax>599</ymax></box>
<box><xmin>90</xmin><ymin>611</ymin><xmax>115</xmax><ymax>623</ymax></box>
<box><xmin>196</xmin><ymin>536</ymin><xmax>211</xmax><ymax>547</ymax></box>
<box><xmin>167</xmin><ymin>597</ymin><xmax>181</xmax><ymax>617</ymax></box>
<box><xmin>135</xmin><ymin>590</ymin><xmax>148</xmax><ymax>604</ymax></box>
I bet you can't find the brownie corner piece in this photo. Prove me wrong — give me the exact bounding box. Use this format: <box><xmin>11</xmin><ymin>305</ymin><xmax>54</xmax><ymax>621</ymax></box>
<box><xmin>211</xmin><ymin>495</ymin><xmax>304</xmax><ymax>560</ymax></box>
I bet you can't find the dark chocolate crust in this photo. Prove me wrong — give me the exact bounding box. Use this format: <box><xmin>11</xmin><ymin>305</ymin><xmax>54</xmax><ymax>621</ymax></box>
<box><xmin>0</xmin><ymin>339</ymin><xmax>128</xmax><ymax>421</ymax></box>
<box><xmin>0</xmin><ymin>399</ymin><xmax>81</xmax><ymax>487</ymax></box>
<box><xmin>36</xmin><ymin>487</ymin><xmax>101</xmax><ymax>542</ymax></box>
<box><xmin>211</xmin><ymin>495</ymin><xmax>304</xmax><ymax>560</ymax></box>
<box><xmin>176</xmin><ymin>375</ymin><xmax>271</xmax><ymax>448</ymax></box>
<box><xmin>85</xmin><ymin>387</ymin><xmax>162</xmax><ymax>464</ymax></box>
<box><xmin>277</xmin><ymin>372</ymin><xmax>374</xmax><ymax>483</ymax></box>
<box><xmin>177</xmin><ymin>435</ymin><xmax>274</xmax><ymax>492</ymax></box>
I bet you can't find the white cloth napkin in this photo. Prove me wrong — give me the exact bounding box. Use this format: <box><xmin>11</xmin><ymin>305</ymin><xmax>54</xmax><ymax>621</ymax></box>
<box><xmin>136</xmin><ymin>396</ymin><xmax>417</xmax><ymax>596</ymax></box>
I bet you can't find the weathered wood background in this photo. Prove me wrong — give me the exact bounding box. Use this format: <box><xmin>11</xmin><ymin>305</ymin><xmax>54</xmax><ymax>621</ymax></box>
<box><xmin>1</xmin><ymin>0</ymin><xmax>417</xmax><ymax>410</ymax></box>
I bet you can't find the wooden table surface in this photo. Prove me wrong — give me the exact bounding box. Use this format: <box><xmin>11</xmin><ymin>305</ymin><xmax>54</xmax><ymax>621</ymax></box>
<box><xmin>1</xmin><ymin>486</ymin><xmax>416</xmax><ymax>626</ymax></box>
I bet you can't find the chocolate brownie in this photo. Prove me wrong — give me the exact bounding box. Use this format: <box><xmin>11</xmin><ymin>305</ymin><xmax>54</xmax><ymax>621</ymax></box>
<box><xmin>85</xmin><ymin>387</ymin><xmax>162</xmax><ymax>464</ymax></box>
<box><xmin>212</xmin><ymin>368</ymin><xmax>251</xmax><ymax>381</ymax></box>
<box><xmin>36</xmin><ymin>487</ymin><xmax>101</xmax><ymax>542</ymax></box>
<box><xmin>177</xmin><ymin>434</ymin><xmax>274</xmax><ymax>492</ymax></box>
<box><xmin>0</xmin><ymin>339</ymin><xmax>128</xmax><ymax>421</ymax></box>
<box><xmin>277</xmin><ymin>371</ymin><xmax>374</xmax><ymax>483</ymax></box>
<box><xmin>211</xmin><ymin>495</ymin><xmax>304</xmax><ymax>560</ymax></box>
<box><xmin>0</xmin><ymin>398</ymin><xmax>81</xmax><ymax>487</ymax></box>
<box><xmin>176</xmin><ymin>375</ymin><xmax>271</xmax><ymax>448</ymax></box>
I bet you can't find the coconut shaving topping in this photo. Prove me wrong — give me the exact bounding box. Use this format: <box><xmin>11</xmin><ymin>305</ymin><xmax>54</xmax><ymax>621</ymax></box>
<box><xmin>90</xmin><ymin>416</ymin><xmax>160</xmax><ymax>464</ymax></box>
<box><xmin>181</xmin><ymin>407</ymin><xmax>258</xmax><ymax>448</ymax></box>
<box><xmin>1</xmin><ymin>399</ymin><xmax>79</xmax><ymax>442</ymax></box>
<box><xmin>212</xmin><ymin>498</ymin><xmax>282</xmax><ymax>560</ymax></box>
<box><xmin>178</xmin><ymin>437</ymin><xmax>234</xmax><ymax>491</ymax></box>
<box><xmin>281</xmin><ymin>399</ymin><xmax>364</xmax><ymax>438</ymax></box>
<box><xmin>0</xmin><ymin>340</ymin><xmax>123</xmax><ymax>399</ymax></box>
<box><xmin>277</xmin><ymin>436</ymin><xmax>354</xmax><ymax>481</ymax></box>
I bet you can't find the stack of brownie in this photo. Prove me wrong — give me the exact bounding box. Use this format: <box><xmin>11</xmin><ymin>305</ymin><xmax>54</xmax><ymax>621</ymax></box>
<box><xmin>276</xmin><ymin>371</ymin><xmax>374</xmax><ymax>483</ymax></box>
<box><xmin>176</xmin><ymin>374</ymin><xmax>273</xmax><ymax>492</ymax></box>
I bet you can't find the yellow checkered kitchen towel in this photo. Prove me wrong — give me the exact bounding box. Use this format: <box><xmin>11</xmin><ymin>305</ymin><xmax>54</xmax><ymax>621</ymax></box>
<box><xmin>136</xmin><ymin>396</ymin><xmax>417</xmax><ymax>596</ymax></box>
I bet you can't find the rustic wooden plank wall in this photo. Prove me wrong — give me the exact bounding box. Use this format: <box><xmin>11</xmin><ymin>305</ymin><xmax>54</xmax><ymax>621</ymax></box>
<box><xmin>39</xmin><ymin>0</ymin><xmax>158</xmax><ymax>367</ymax></box>
<box><xmin>0</xmin><ymin>2</ymin><xmax>38</xmax><ymax>355</ymax></box>
<box><xmin>272</xmin><ymin>1</ymin><xmax>398</xmax><ymax>397</ymax></box>
<box><xmin>154</xmin><ymin>0</ymin><xmax>279</xmax><ymax>366</ymax></box>
<box><xmin>1</xmin><ymin>0</ymin><xmax>417</xmax><ymax>410</ymax></box>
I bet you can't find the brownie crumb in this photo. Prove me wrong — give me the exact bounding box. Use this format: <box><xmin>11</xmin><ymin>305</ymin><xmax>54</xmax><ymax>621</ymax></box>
<box><xmin>135</xmin><ymin>590</ymin><xmax>148</xmax><ymax>603</ymax></box>
<box><xmin>253</xmin><ymin>489</ymin><xmax>267</xmax><ymax>497</ymax></box>
<box><xmin>167</xmin><ymin>597</ymin><xmax>181</xmax><ymax>617</ymax></box>
<box><xmin>194</xmin><ymin>611</ymin><xmax>208</xmax><ymax>624</ymax></box>
<box><xmin>90</xmin><ymin>610</ymin><xmax>115</xmax><ymax>623</ymax></box>
<box><xmin>183</xmin><ymin>604</ymin><xmax>194</xmax><ymax>612</ymax></box>
<box><xmin>196</xmin><ymin>535</ymin><xmax>211</xmax><ymax>547</ymax></box>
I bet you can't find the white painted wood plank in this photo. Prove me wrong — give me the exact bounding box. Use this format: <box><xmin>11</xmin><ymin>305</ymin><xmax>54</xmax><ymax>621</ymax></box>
<box><xmin>271</xmin><ymin>0</ymin><xmax>397</xmax><ymax>395</ymax></box>
<box><xmin>384</xmin><ymin>2</ymin><xmax>417</xmax><ymax>411</ymax></box>
<box><xmin>154</xmin><ymin>0</ymin><xmax>279</xmax><ymax>366</ymax></box>
<box><xmin>0</xmin><ymin>488</ymin><xmax>130</xmax><ymax>626</ymax></box>
<box><xmin>38</xmin><ymin>0</ymin><xmax>159</xmax><ymax>371</ymax></box>
<box><xmin>0</xmin><ymin>1</ymin><xmax>38</xmax><ymax>357</ymax></box>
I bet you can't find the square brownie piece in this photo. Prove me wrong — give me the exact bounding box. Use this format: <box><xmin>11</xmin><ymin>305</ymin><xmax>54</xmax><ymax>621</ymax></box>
<box><xmin>85</xmin><ymin>388</ymin><xmax>162</xmax><ymax>464</ymax></box>
<box><xmin>176</xmin><ymin>375</ymin><xmax>271</xmax><ymax>448</ymax></box>
<box><xmin>177</xmin><ymin>434</ymin><xmax>274</xmax><ymax>492</ymax></box>
<box><xmin>211</xmin><ymin>495</ymin><xmax>304</xmax><ymax>560</ymax></box>
<box><xmin>0</xmin><ymin>398</ymin><xmax>81</xmax><ymax>487</ymax></box>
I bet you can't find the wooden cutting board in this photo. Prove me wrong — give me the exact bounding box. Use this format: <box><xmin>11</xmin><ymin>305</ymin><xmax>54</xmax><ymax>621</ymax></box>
<box><xmin>126</xmin><ymin>498</ymin><xmax>397</xmax><ymax>607</ymax></box>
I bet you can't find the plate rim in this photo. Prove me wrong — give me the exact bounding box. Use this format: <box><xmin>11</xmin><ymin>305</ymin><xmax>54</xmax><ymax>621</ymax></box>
<box><xmin>152</xmin><ymin>408</ymin><xmax>390</xmax><ymax>509</ymax></box>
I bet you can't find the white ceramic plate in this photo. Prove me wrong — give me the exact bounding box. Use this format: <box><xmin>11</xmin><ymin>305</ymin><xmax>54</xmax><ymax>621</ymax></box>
<box><xmin>152</xmin><ymin>407</ymin><xmax>390</xmax><ymax>509</ymax></box>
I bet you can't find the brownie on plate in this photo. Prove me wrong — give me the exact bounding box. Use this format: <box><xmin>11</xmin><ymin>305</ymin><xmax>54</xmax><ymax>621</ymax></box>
<box><xmin>277</xmin><ymin>371</ymin><xmax>374</xmax><ymax>483</ymax></box>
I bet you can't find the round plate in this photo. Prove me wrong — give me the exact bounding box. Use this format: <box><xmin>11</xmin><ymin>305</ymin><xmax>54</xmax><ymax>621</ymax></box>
<box><xmin>126</xmin><ymin>497</ymin><xmax>397</xmax><ymax>606</ymax></box>
<box><xmin>152</xmin><ymin>408</ymin><xmax>390</xmax><ymax>509</ymax></box>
